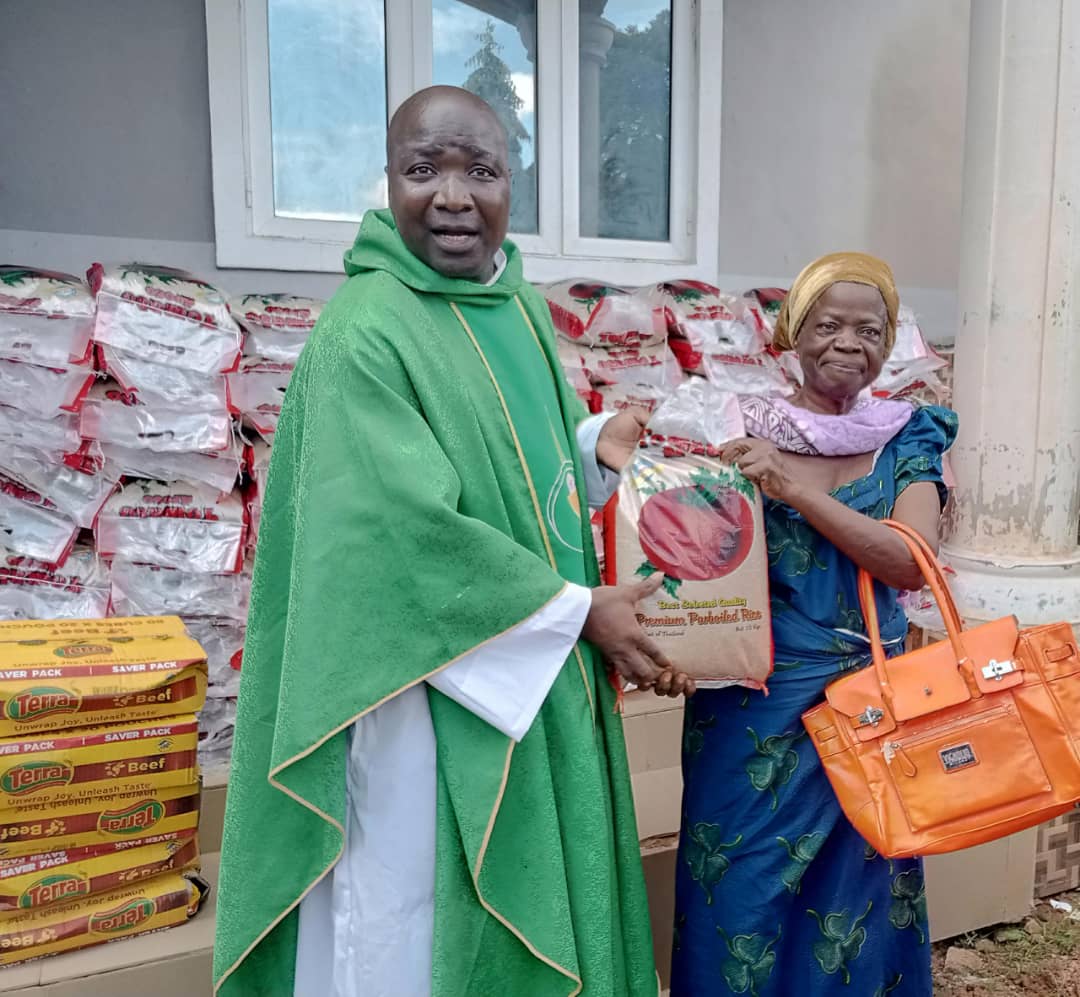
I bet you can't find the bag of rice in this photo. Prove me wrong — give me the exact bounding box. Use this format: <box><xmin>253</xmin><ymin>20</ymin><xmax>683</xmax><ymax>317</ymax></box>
<box><xmin>102</xmin><ymin>439</ymin><xmax>242</xmax><ymax>494</ymax></box>
<box><xmin>593</xmin><ymin>382</ymin><xmax>667</xmax><ymax>415</ymax></box>
<box><xmin>184</xmin><ymin>617</ymin><xmax>244</xmax><ymax>699</ymax></box>
<box><xmin>541</xmin><ymin>280</ymin><xmax>667</xmax><ymax>348</ymax></box>
<box><xmin>0</xmin><ymin>545</ymin><xmax>110</xmax><ymax>621</ymax></box>
<box><xmin>579</xmin><ymin>342</ymin><xmax>684</xmax><ymax>392</ymax></box>
<box><xmin>109</xmin><ymin>557</ymin><xmax>250</xmax><ymax>624</ymax></box>
<box><xmin>231</xmin><ymin>292</ymin><xmax>324</xmax><ymax>362</ymax></box>
<box><xmin>0</xmin><ymin>447</ymin><xmax>119</xmax><ymax>529</ymax></box>
<box><xmin>94</xmin><ymin>481</ymin><xmax>247</xmax><ymax>574</ymax></box>
<box><xmin>0</xmin><ymin>406</ymin><xmax>82</xmax><ymax>463</ymax></box>
<box><xmin>602</xmin><ymin>380</ymin><xmax>772</xmax><ymax>689</ymax></box>
<box><xmin>0</xmin><ymin>358</ymin><xmax>96</xmax><ymax>418</ymax></box>
<box><xmin>0</xmin><ymin>267</ymin><xmax>95</xmax><ymax>367</ymax></box>
<box><xmin>0</xmin><ymin>482</ymin><xmax>79</xmax><ymax>567</ymax></box>
<box><xmin>87</xmin><ymin>263</ymin><xmax>241</xmax><ymax>375</ymax></box>
<box><xmin>80</xmin><ymin>381</ymin><xmax>233</xmax><ymax>455</ymax></box>
<box><xmin>651</xmin><ymin>280</ymin><xmax>767</xmax><ymax>375</ymax></box>
<box><xmin>704</xmin><ymin>350</ymin><xmax>795</xmax><ymax>396</ymax></box>
<box><xmin>99</xmin><ymin>344</ymin><xmax>231</xmax><ymax>414</ymax></box>
<box><xmin>226</xmin><ymin>356</ymin><xmax>293</xmax><ymax>442</ymax></box>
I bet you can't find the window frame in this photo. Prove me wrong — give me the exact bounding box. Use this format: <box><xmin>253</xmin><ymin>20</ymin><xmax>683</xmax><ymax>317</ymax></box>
<box><xmin>205</xmin><ymin>0</ymin><xmax>722</xmax><ymax>282</ymax></box>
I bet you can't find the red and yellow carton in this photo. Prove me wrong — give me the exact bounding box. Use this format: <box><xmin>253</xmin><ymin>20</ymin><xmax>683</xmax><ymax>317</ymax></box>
<box><xmin>0</xmin><ymin>869</ymin><xmax>208</xmax><ymax>965</ymax></box>
<box><xmin>0</xmin><ymin>715</ymin><xmax>199</xmax><ymax>812</ymax></box>
<box><xmin>0</xmin><ymin>783</ymin><xmax>200</xmax><ymax>860</ymax></box>
<box><xmin>0</xmin><ymin>835</ymin><xmax>200</xmax><ymax>912</ymax></box>
<box><xmin>0</xmin><ymin>616</ymin><xmax>188</xmax><ymax>642</ymax></box>
<box><xmin>0</xmin><ymin>621</ymin><xmax>206</xmax><ymax>737</ymax></box>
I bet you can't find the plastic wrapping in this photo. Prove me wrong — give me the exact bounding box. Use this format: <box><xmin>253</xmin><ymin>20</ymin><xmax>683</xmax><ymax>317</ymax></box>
<box><xmin>593</xmin><ymin>382</ymin><xmax>667</xmax><ymax>415</ymax></box>
<box><xmin>95</xmin><ymin>480</ymin><xmax>246</xmax><ymax>574</ymax></box>
<box><xmin>102</xmin><ymin>439</ymin><xmax>243</xmax><ymax>494</ymax></box>
<box><xmin>109</xmin><ymin>557</ymin><xmax>251</xmax><ymax>623</ymax></box>
<box><xmin>0</xmin><ymin>358</ymin><xmax>96</xmax><ymax>417</ymax></box>
<box><xmin>703</xmin><ymin>350</ymin><xmax>795</xmax><ymax>396</ymax></box>
<box><xmin>0</xmin><ymin>487</ymin><xmax>78</xmax><ymax>566</ymax></box>
<box><xmin>100</xmin><ymin>344</ymin><xmax>230</xmax><ymax>413</ymax></box>
<box><xmin>579</xmin><ymin>342</ymin><xmax>685</xmax><ymax>393</ymax></box>
<box><xmin>0</xmin><ymin>446</ymin><xmax>120</xmax><ymax>528</ymax></box>
<box><xmin>645</xmin><ymin>378</ymin><xmax>747</xmax><ymax>451</ymax></box>
<box><xmin>655</xmin><ymin>281</ymin><xmax>768</xmax><ymax>376</ymax></box>
<box><xmin>197</xmin><ymin>695</ymin><xmax>237</xmax><ymax>775</ymax></box>
<box><xmin>80</xmin><ymin>381</ymin><xmax>233</xmax><ymax>454</ymax></box>
<box><xmin>541</xmin><ymin>280</ymin><xmax>667</xmax><ymax>348</ymax></box>
<box><xmin>88</xmin><ymin>263</ymin><xmax>241</xmax><ymax>375</ymax></box>
<box><xmin>227</xmin><ymin>356</ymin><xmax>293</xmax><ymax>442</ymax></box>
<box><xmin>231</xmin><ymin>292</ymin><xmax>323</xmax><ymax>362</ymax></box>
<box><xmin>0</xmin><ymin>405</ymin><xmax>82</xmax><ymax>460</ymax></box>
<box><xmin>0</xmin><ymin>545</ymin><xmax>111</xmax><ymax>620</ymax></box>
<box><xmin>184</xmin><ymin>617</ymin><xmax>244</xmax><ymax>698</ymax></box>
<box><xmin>744</xmin><ymin>287</ymin><xmax>787</xmax><ymax>340</ymax></box>
<box><xmin>0</xmin><ymin>267</ymin><xmax>95</xmax><ymax>367</ymax></box>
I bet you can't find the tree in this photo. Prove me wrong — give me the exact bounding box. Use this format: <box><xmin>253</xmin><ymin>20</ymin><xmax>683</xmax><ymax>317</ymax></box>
<box><xmin>595</xmin><ymin>10</ymin><xmax>673</xmax><ymax>241</ymax></box>
<box><xmin>462</xmin><ymin>21</ymin><xmax>536</xmax><ymax>232</ymax></box>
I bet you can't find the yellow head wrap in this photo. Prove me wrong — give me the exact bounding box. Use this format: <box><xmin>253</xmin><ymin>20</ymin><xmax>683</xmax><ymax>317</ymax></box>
<box><xmin>772</xmin><ymin>252</ymin><xmax>899</xmax><ymax>357</ymax></box>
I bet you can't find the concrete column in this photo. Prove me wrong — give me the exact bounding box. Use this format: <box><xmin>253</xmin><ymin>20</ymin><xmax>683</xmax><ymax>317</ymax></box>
<box><xmin>578</xmin><ymin>12</ymin><xmax>615</xmax><ymax>238</ymax></box>
<box><xmin>942</xmin><ymin>0</ymin><xmax>1080</xmax><ymax>626</ymax></box>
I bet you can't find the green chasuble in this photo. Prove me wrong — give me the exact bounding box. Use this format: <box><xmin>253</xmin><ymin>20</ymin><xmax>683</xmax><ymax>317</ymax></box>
<box><xmin>213</xmin><ymin>209</ymin><xmax>657</xmax><ymax>996</ymax></box>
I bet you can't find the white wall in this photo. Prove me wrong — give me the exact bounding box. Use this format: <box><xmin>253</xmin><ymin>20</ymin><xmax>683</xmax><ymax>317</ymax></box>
<box><xmin>0</xmin><ymin>0</ymin><xmax>970</xmax><ymax>339</ymax></box>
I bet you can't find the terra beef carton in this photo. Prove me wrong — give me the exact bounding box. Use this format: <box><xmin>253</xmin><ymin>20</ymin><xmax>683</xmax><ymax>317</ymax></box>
<box><xmin>0</xmin><ymin>869</ymin><xmax>207</xmax><ymax>965</ymax></box>
<box><xmin>0</xmin><ymin>617</ymin><xmax>206</xmax><ymax>737</ymax></box>
<box><xmin>0</xmin><ymin>834</ymin><xmax>200</xmax><ymax>912</ymax></box>
<box><xmin>0</xmin><ymin>716</ymin><xmax>199</xmax><ymax>812</ymax></box>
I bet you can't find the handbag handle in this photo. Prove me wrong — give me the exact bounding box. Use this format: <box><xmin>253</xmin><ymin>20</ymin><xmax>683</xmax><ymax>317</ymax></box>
<box><xmin>856</xmin><ymin>520</ymin><xmax>974</xmax><ymax>701</ymax></box>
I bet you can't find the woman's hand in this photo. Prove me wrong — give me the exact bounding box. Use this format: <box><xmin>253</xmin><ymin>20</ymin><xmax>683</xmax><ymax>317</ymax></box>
<box><xmin>719</xmin><ymin>438</ymin><xmax>795</xmax><ymax>503</ymax></box>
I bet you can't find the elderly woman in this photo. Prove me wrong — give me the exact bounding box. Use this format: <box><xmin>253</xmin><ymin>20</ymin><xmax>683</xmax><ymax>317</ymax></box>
<box><xmin>670</xmin><ymin>253</ymin><xmax>957</xmax><ymax>996</ymax></box>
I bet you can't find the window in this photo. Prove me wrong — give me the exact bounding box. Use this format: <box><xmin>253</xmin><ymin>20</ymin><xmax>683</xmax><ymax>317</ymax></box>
<box><xmin>205</xmin><ymin>0</ymin><xmax>721</xmax><ymax>282</ymax></box>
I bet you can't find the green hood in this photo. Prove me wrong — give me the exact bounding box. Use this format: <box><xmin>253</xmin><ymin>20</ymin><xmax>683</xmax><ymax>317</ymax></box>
<box><xmin>343</xmin><ymin>207</ymin><xmax>525</xmax><ymax>305</ymax></box>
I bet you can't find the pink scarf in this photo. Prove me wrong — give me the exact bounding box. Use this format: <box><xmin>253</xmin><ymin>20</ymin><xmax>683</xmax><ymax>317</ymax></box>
<box><xmin>739</xmin><ymin>393</ymin><xmax>914</xmax><ymax>456</ymax></box>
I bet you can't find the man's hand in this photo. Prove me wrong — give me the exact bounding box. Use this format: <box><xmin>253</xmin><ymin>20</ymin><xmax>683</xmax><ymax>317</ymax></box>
<box><xmin>595</xmin><ymin>408</ymin><xmax>651</xmax><ymax>473</ymax></box>
<box><xmin>582</xmin><ymin>574</ymin><xmax>695</xmax><ymax>697</ymax></box>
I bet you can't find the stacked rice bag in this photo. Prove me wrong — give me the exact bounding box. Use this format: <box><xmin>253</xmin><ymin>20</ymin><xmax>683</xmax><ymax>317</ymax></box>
<box><xmin>227</xmin><ymin>293</ymin><xmax>322</xmax><ymax>443</ymax></box>
<box><xmin>0</xmin><ymin>269</ymin><xmax>111</xmax><ymax>571</ymax></box>
<box><xmin>540</xmin><ymin>280</ymin><xmax>683</xmax><ymax>415</ymax></box>
<box><xmin>82</xmin><ymin>265</ymin><xmax>253</xmax><ymax>769</ymax></box>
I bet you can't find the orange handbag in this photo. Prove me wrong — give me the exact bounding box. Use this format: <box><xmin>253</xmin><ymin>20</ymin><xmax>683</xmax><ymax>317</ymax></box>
<box><xmin>802</xmin><ymin>519</ymin><xmax>1080</xmax><ymax>858</ymax></box>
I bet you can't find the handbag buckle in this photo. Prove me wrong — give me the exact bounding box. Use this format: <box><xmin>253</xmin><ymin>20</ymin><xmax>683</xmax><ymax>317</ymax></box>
<box><xmin>981</xmin><ymin>658</ymin><xmax>1017</xmax><ymax>681</ymax></box>
<box><xmin>856</xmin><ymin>706</ymin><xmax>885</xmax><ymax>728</ymax></box>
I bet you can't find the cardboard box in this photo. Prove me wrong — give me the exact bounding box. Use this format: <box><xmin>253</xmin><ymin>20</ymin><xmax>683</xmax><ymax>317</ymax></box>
<box><xmin>0</xmin><ymin>716</ymin><xmax>199</xmax><ymax>813</ymax></box>
<box><xmin>0</xmin><ymin>631</ymin><xmax>206</xmax><ymax>737</ymax></box>
<box><xmin>0</xmin><ymin>852</ymin><xmax>217</xmax><ymax>996</ymax></box>
<box><xmin>0</xmin><ymin>783</ymin><xmax>200</xmax><ymax>860</ymax></box>
<box><xmin>0</xmin><ymin>869</ymin><xmax>207</xmax><ymax>967</ymax></box>
<box><xmin>0</xmin><ymin>617</ymin><xmax>188</xmax><ymax>643</ymax></box>
<box><xmin>0</xmin><ymin>835</ymin><xmax>200</xmax><ymax>913</ymax></box>
<box><xmin>623</xmin><ymin>691</ymin><xmax>685</xmax><ymax>842</ymax></box>
<box><xmin>197</xmin><ymin>773</ymin><xmax>227</xmax><ymax>856</ymax></box>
